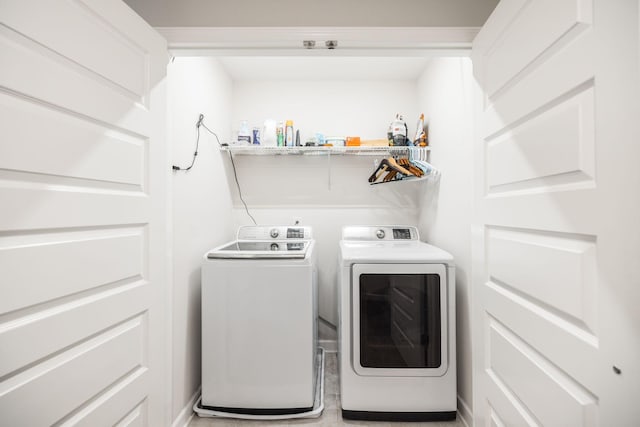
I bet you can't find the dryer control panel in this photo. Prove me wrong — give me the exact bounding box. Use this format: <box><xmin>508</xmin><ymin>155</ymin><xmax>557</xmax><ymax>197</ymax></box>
<box><xmin>342</xmin><ymin>225</ymin><xmax>419</xmax><ymax>241</ymax></box>
<box><xmin>237</xmin><ymin>225</ymin><xmax>313</xmax><ymax>240</ymax></box>
<box><xmin>392</xmin><ymin>228</ymin><xmax>413</xmax><ymax>240</ymax></box>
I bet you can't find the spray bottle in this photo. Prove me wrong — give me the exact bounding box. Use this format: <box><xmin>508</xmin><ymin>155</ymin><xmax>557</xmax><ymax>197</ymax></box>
<box><xmin>413</xmin><ymin>113</ymin><xmax>427</xmax><ymax>146</ymax></box>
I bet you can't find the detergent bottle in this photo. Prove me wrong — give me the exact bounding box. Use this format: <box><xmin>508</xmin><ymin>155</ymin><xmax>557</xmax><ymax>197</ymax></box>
<box><xmin>391</xmin><ymin>114</ymin><xmax>408</xmax><ymax>146</ymax></box>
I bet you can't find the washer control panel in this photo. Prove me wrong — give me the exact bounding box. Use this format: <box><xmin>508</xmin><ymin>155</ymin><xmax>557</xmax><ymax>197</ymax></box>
<box><xmin>237</xmin><ymin>226</ymin><xmax>313</xmax><ymax>240</ymax></box>
<box><xmin>342</xmin><ymin>225</ymin><xmax>419</xmax><ymax>241</ymax></box>
<box><xmin>286</xmin><ymin>228</ymin><xmax>306</xmax><ymax>239</ymax></box>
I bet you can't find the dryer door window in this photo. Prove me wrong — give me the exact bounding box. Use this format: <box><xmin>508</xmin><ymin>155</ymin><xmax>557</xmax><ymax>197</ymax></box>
<box><xmin>360</xmin><ymin>273</ymin><xmax>441</xmax><ymax>368</ymax></box>
<box><xmin>352</xmin><ymin>263</ymin><xmax>448</xmax><ymax>377</ymax></box>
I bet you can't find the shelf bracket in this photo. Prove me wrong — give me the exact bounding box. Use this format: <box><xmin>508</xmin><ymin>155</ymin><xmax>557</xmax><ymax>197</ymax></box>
<box><xmin>327</xmin><ymin>150</ymin><xmax>332</xmax><ymax>190</ymax></box>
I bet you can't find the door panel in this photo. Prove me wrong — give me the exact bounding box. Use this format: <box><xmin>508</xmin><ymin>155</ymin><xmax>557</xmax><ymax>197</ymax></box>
<box><xmin>0</xmin><ymin>318</ymin><xmax>145</xmax><ymax>426</ymax></box>
<box><xmin>0</xmin><ymin>1</ymin><xmax>167</xmax><ymax>426</ymax></box>
<box><xmin>487</xmin><ymin>227</ymin><xmax>597</xmax><ymax>332</ymax></box>
<box><xmin>0</xmin><ymin>92</ymin><xmax>146</xmax><ymax>186</ymax></box>
<box><xmin>483</xmin><ymin>0</ymin><xmax>592</xmax><ymax>99</ymax></box>
<box><xmin>1</xmin><ymin>0</ymin><xmax>148</xmax><ymax>97</ymax></box>
<box><xmin>488</xmin><ymin>317</ymin><xmax>597</xmax><ymax>426</ymax></box>
<box><xmin>487</xmin><ymin>85</ymin><xmax>595</xmax><ymax>193</ymax></box>
<box><xmin>1</xmin><ymin>229</ymin><xmax>143</xmax><ymax>313</ymax></box>
<box><xmin>473</xmin><ymin>0</ymin><xmax>640</xmax><ymax>425</ymax></box>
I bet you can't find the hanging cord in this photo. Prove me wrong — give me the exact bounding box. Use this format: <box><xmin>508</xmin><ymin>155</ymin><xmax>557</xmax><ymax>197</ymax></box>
<box><xmin>172</xmin><ymin>114</ymin><xmax>204</xmax><ymax>172</ymax></box>
<box><xmin>172</xmin><ymin>114</ymin><xmax>257</xmax><ymax>225</ymax></box>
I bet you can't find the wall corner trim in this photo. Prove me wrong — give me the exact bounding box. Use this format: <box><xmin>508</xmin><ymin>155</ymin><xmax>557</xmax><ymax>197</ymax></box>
<box><xmin>156</xmin><ymin>26</ymin><xmax>479</xmax><ymax>54</ymax></box>
<box><xmin>171</xmin><ymin>387</ymin><xmax>201</xmax><ymax>427</ymax></box>
<box><xmin>457</xmin><ymin>395</ymin><xmax>473</xmax><ymax>427</ymax></box>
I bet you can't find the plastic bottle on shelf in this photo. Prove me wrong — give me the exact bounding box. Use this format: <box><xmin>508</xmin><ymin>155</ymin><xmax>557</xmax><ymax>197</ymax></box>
<box><xmin>285</xmin><ymin>120</ymin><xmax>294</xmax><ymax>147</ymax></box>
<box><xmin>391</xmin><ymin>114</ymin><xmax>408</xmax><ymax>146</ymax></box>
<box><xmin>277</xmin><ymin>122</ymin><xmax>285</xmax><ymax>147</ymax></box>
<box><xmin>238</xmin><ymin>120</ymin><xmax>251</xmax><ymax>145</ymax></box>
<box><xmin>262</xmin><ymin>119</ymin><xmax>277</xmax><ymax>147</ymax></box>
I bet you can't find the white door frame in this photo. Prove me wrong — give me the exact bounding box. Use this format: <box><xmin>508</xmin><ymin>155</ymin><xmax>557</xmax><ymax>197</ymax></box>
<box><xmin>156</xmin><ymin>26</ymin><xmax>478</xmax><ymax>57</ymax></box>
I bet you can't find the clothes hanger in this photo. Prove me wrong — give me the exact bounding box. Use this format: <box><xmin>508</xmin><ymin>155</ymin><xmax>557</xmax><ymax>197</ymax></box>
<box><xmin>385</xmin><ymin>156</ymin><xmax>412</xmax><ymax>175</ymax></box>
<box><xmin>398</xmin><ymin>157</ymin><xmax>423</xmax><ymax>177</ymax></box>
<box><xmin>383</xmin><ymin>169</ymin><xmax>398</xmax><ymax>182</ymax></box>
<box><xmin>407</xmin><ymin>147</ymin><xmax>426</xmax><ymax>174</ymax></box>
<box><xmin>368</xmin><ymin>162</ymin><xmax>389</xmax><ymax>183</ymax></box>
<box><xmin>380</xmin><ymin>156</ymin><xmax>421</xmax><ymax>182</ymax></box>
<box><xmin>368</xmin><ymin>157</ymin><xmax>413</xmax><ymax>183</ymax></box>
<box><xmin>409</xmin><ymin>147</ymin><xmax>434</xmax><ymax>175</ymax></box>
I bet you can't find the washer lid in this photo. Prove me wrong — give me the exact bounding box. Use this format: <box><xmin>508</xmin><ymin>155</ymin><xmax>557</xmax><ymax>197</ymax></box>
<box><xmin>207</xmin><ymin>240</ymin><xmax>310</xmax><ymax>259</ymax></box>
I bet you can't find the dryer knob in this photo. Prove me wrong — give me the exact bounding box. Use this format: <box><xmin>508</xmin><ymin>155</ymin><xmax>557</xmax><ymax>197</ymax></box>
<box><xmin>376</xmin><ymin>229</ymin><xmax>386</xmax><ymax>239</ymax></box>
<box><xmin>270</xmin><ymin>228</ymin><xmax>279</xmax><ymax>238</ymax></box>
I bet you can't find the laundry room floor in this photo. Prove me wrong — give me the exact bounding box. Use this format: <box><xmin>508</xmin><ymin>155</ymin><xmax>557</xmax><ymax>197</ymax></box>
<box><xmin>188</xmin><ymin>352</ymin><xmax>465</xmax><ymax>427</ymax></box>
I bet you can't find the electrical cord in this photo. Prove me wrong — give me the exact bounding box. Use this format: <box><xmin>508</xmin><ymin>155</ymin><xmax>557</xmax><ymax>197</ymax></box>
<box><xmin>172</xmin><ymin>114</ymin><xmax>204</xmax><ymax>172</ymax></box>
<box><xmin>172</xmin><ymin>114</ymin><xmax>257</xmax><ymax>225</ymax></box>
<box><xmin>224</xmin><ymin>142</ymin><xmax>257</xmax><ymax>226</ymax></box>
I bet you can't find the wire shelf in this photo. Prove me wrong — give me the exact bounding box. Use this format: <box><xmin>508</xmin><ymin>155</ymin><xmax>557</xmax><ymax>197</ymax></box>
<box><xmin>220</xmin><ymin>145</ymin><xmax>430</xmax><ymax>156</ymax></box>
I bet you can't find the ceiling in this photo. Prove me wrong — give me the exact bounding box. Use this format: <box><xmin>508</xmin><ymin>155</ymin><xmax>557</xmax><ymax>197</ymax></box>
<box><xmin>124</xmin><ymin>0</ymin><xmax>499</xmax><ymax>28</ymax></box>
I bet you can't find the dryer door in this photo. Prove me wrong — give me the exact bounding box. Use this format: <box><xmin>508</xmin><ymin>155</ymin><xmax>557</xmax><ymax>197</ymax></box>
<box><xmin>352</xmin><ymin>263</ymin><xmax>448</xmax><ymax>377</ymax></box>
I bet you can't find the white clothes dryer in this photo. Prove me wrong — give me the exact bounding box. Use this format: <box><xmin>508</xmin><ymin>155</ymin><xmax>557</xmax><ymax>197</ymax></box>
<box><xmin>201</xmin><ymin>226</ymin><xmax>318</xmax><ymax>415</ymax></box>
<box><xmin>338</xmin><ymin>225</ymin><xmax>456</xmax><ymax>421</ymax></box>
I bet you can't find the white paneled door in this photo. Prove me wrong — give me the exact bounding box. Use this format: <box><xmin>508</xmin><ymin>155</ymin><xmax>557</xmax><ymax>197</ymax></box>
<box><xmin>472</xmin><ymin>0</ymin><xmax>640</xmax><ymax>426</ymax></box>
<box><xmin>0</xmin><ymin>1</ymin><xmax>168</xmax><ymax>426</ymax></box>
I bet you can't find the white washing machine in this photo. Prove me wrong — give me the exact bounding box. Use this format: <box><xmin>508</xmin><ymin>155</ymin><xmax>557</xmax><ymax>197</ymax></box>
<box><xmin>201</xmin><ymin>225</ymin><xmax>318</xmax><ymax>415</ymax></box>
<box><xmin>338</xmin><ymin>225</ymin><xmax>456</xmax><ymax>421</ymax></box>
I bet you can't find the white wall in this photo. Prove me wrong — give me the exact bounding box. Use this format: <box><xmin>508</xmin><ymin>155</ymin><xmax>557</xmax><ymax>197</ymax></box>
<box><xmin>168</xmin><ymin>57</ymin><xmax>235</xmax><ymax>423</ymax></box>
<box><xmin>230</xmin><ymin>79</ymin><xmax>419</xmax><ymax>144</ymax></box>
<box><xmin>124</xmin><ymin>0</ymin><xmax>498</xmax><ymax>27</ymax></box>
<box><xmin>226</xmin><ymin>77</ymin><xmax>423</xmax><ymax>327</ymax></box>
<box><xmin>416</xmin><ymin>57</ymin><xmax>475</xmax><ymax>420</ymax></box>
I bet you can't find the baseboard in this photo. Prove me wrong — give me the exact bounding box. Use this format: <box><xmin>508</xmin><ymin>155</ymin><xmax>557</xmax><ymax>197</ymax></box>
<box><xmin>319</xmin><ymin>339</ymin><xmax>337</xmax><ymax>353</ymax></box>
<box><xmin>171</xmin><ymin>387</ymin><xmax>201</xmax><ymax>427</ymax></box>
<box><xmin>457</xmin><ymin>395</ymin><xmax>473</xmax><ymax>427</ymax></box>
